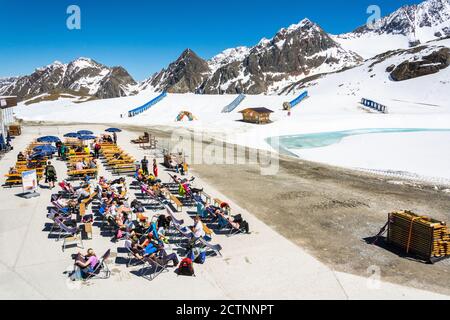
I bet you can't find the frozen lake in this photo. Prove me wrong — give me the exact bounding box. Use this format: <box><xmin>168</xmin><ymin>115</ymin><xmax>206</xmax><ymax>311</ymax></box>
<box><xmin>268</xmin><ymin>128</ymin><xmax>450</xmax><ymax>183</ymax></box>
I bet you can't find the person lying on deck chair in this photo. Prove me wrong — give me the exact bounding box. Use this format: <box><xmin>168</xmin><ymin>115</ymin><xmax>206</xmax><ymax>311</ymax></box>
<box><xmin>75</xmin><ymin>145</ymin><xmax>84</xmax><ymax>153</ymax></box>
<box><xmin>110</xmin><ymin>177</ymin><xmax>127</xmax><ymax>194</ymax></box>
<box><xmin>156</xmin><ymin>214</ymin><xmax>172</xmax><ymax>235</ymax></box>
<box><xmin>216</xmin><ymin>211</ymin><xmax>249</xmax><ymax>233</ymax></box>
<box><xmin>128</xmin><ymin>238</ymin><xmax>178</xmax><ymax>267</ymax></box>
<box><xmin>59</xmin><ymin>180</ymin><xmax>76</xmax><ymax>194</ymax></box>
<box><xmin>151</xmin><ymin>182</ymin><xmax>168</xmax><ymax>199</ymax></box>
<box><xmin>71</xmin><ymin>248</ymin><xmax>99</xmax><ymax>281</ymax></box>
<box><xmin>150</xmin><ymin>246</ymin><xmax>179</xmax><ymax>267</ymax></box>
<box><xmin>188</xmin><ymin>216</ymin><xmax>205</xmax><ymax>246</ymax></box>
<box><xmin>75</xmin><ymin>187</ymin><xmax>90</xmax><ymax>203</ymax></box>
<box><xmin>180</xmin><ymin>179</ymin><xmax>203</xmax><ymax>196</ymax></box>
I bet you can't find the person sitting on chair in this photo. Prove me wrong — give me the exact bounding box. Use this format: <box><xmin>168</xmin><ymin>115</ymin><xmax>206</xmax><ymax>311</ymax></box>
<box><xmin>17</xmin><ymin>152</ymin><xmax>25</xmax><ymax>161</ymax></box>
<box><xmin>71</xmin><ymin>248</ymin><xmax>98</xmax><ymax>281</ymax></box>
<box><xmin>189</xmin><ymin>216</ymin><xmax>205</xmax><ymax>244</ymax></box>
<box><xmin>75</xmin><ymin>161</ymin><xmax>84</xmax><ymax>171</ymax></box>
<box><xmin>149</xmin><ymin>245</ymin><xmax>179</xmax><ymax>267</ymax></box>
<box><xmin>75</xmin><ymin>187</ymin><xmax>90</xmax><ymax>203</ymax></box>
<box><xmin>8</xmin><ymin>167</ymin><xmax>18</xmax><ymax>175</ymax></box>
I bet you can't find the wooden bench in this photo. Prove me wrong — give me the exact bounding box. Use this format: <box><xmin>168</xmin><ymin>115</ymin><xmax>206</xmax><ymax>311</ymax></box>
<box><xmin>106</xmin><ymin>159</ymin><xmax>134</xmax><ymax>166</ymax></box>
<box><xmin>104</xmin><ymin>152</ymin><xmax>132</xmax><ymax>158</ymax></box>
<box><xmin>4</xmin><ymin>173</ymin><xmax>42</xmax><ymax>186</ymax></box>
<box><xmin>68</xmin><ymin>155</ymin><xmax>93</xmax><ymax>162</ymax></box>
<box><xmin>16</xmin><ymin>160</ymin><xmax>46</xmax><ymax>166</ymax></box>
<box><xmin>101</xmin><ymin>148</ymin><xmax>123</xmax><ymax>154</ymax></box>
<box><xmin>112</xmin><ymin>163</ymin><xmax>135</xmax><ymax>168</ymax></box>
<box><xmin>79</xmin><ymin>192</ymin><xmax>98</xmax><ymax>217</ymax></box>
<box><xmin>84</xmin><ymin>223</ymin><xmax>93</xmax><ymax>240</ymax></box>
<box><xmin>169</xmin><ymin>193</ymin><xmax>183</xmax><ymax>212</ymax></box>
<box><xmin>112</xmin><ymin>167</ymin><xmax>136</xmax><ymax>176</ymax></box>
<box><xmin>106</xmin><ymin>157</ymin><xmax>135</xmax><ymax>164</ymax></box>
<box><xmin>67</xmin><ymin>169</ymin><xmax>98</xmax><ymax>180</ymax></box>
<box><xmin>201</xmin><ymin>191</ymin><xmax>212</xmax><ymax>205</ymax></box>
<box><xmin>15</xmin><ymin>166</ymin><xmax>44</xmax><ymax>174</ymax></box>
<box><xmin>4</xmin><ymin>177</ymin><xmax>23</xmax><ymax>187</ymax></box>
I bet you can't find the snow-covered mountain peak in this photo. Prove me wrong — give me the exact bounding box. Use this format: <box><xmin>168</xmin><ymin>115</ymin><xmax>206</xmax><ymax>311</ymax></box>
<box><xmin>0</xmin><ymin>57</ymin><xmax>137</xmax><ymax>101</ymax></box>
<box><xmin>149</xmin><ymin>17</ymin><xmax>362</xmax><ymax>95</ymax></box>
<box><xmin>286</xmin><ymin>18</ymin><xmax>316</xmax><ymax>32</ymax></box>
<box><xmin>208</xmin><ymin>46</ymin><xmax>251</xmax><ymax>72</ymax></box>
<box><xmin>334</xmin><ymin>0</ymin><xmax>450</xmax><ymax>59</ymax></box>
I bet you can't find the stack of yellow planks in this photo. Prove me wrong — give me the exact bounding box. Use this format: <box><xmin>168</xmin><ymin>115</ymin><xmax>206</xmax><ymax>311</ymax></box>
<box><xmin>388</xmin><ymin>210</ymin><xmax>450</xmax><ymax>262</ymax></box>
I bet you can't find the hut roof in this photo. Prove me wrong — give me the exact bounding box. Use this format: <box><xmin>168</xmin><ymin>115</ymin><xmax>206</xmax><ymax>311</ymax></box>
<box><xmin>0</xmin><ymin>96</ymin><xmax>17</xmax><ymax>108</ymax></box>
<box><xmin>239</xmin><ymin>107</ymin><xmax>274</xmax><ymax>114</ymax></box>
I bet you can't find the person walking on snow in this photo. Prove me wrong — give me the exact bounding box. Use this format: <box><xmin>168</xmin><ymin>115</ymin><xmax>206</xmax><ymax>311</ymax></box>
<box><xmin>153</xmin><ymin>159</ymin><xmax>158</xmax><ymax>178</ymax></box>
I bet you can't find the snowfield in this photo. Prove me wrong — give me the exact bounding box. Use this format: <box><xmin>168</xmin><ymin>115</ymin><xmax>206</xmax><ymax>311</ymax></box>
<box><xmin>290</xmin><ymin>131</ymin><xmax>450</xmax><ymax>182</ymax></box>
<box><xmin>14</xmin><ymin>39</ymin><xmax>450</xmax><ymax>184</ymax></box>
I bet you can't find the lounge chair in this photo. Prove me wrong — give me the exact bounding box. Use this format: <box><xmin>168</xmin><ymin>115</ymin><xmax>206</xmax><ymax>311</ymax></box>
<box><xmin>84</xmin><ymin>249</ymin><xmax>111</xmax><ymax>281</ymax></box>
<box><xmin>224</xmin><ymin>217</ymin><xmax>248</xmax><ymax>237</ymax></box>
<box><xmin>125</xmin><ymin>240</ymin><xmax>170</xmax><ymax>281</ymax></box>
<box><xmin>47</xmin><ymin>210</ymin><xmax>73</xmax><ymax>237</ymax></box>
<box><xmin>197</xmin><ymin>237</ymin><xmax>223</xmax><ymax>257</ymax></box>
<box><xmin>131</xmin><ymin>132</ymin><xmax>149</xmax><ymax>144</ymax></box>
<box><xmin>125</xmin><ymin>240</ymin><xmax>145</xmax><ymax>267</ymax></box>
<box><xmin>138</xmin><ymin>254</ymin><xmax>170</xmax><ymax>281</ymax></box>
<box><xmin>165</xmin><ymin>207</ymin><xmax>184</xmax><ymax>228</ymax></box>
<box><xmin>51</xmin><ymin>200</ymin><xmax>72</xmax><ymax>216</ymax></box>
<box><xmin>97</xmin><ymin>203</ymin><xmax>109</xmax><ymax>228</ymax></box>
<box><xmin>55</xmin><ymin>220</ymin><xmax>84</xmax><ymax>251</ymax></box>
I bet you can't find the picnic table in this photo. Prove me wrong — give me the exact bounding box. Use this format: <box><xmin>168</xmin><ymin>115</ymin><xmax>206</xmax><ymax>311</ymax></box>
<box><xmin>67</xmin><ymin>168</ymin><xmax>98</xmax><ymax>180</ymax></box>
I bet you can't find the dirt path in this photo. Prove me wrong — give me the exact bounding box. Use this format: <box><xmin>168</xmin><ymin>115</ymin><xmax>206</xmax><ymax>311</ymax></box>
<box><xmin>191</xmin><ymin>151</ymin><xmax>450</xmax><ymax>295</ymax></box>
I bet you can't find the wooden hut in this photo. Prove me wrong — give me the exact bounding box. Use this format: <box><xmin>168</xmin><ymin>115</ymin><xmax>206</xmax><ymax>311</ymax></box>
<box><xmin>239</xmin><ymin>108</ymin><xmax>274</xmax><ymax>124</ymax></box>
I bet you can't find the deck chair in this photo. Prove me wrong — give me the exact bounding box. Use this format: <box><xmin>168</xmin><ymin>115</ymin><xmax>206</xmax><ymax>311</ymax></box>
<box><xmin>225</xmin><ymin>217</ymin><xmax>248</xmax><ymax>237</ymax></box>
<box><xmin>58</xmin><ymin>181</ymin><xmax>76</xmax><ymax>198</ymax></box>
<box><xmin>138</xmin><ymin>254</ymin><xmax>170</xmax><ymax>281</ymax></box>
<box><xmin>171</xmin><ymin>219</ymin><xmax>194</xmax><ymax>243</ymax></box>
<box><xmin>165</xmin><ymin>207</ymin><xmax>184</xmax><ymax>226</ymax></box>
<box><xmin>84</xmin><ymin>249</ymin><xmax>111</xmax><ymax>281</ymax></box>
<box><xmin>47</xmin><ymin>209</ymin><xmax>73</xmax><ymax>237</ymax></box>
<box><xmin>56</xmin><ymin>220</ymin><xmax>84</xmax><ymax>251</ymax></box>
<box><xmin>140</xmin><ymin>184</ymin><xmax>160</xmax><ymax>206</ymax></box>
<box><xmin>197</xmin><ymin>237</ymin><xmax>223</xmax><ymax>257</ymax></box>
<box><xmin>165</xmin><ymin>207</ymin><xmax>185</xmax><ymax>236</ymax></box>
<box><xmin>51</xmin><ymin>200</ymin><xmax>72</xmax><ymax>216</ymax></box>
<box><xmin>97</xmin><ymin>203</ymin><xmax>109</xmax><ymax>228</ymax></box>
<box><xmin>95</xmin><ymin>185</ymin><xmax>103</xmax><ymax>201</ymax></box>
<box><xmin>124</xmin><ymin>239</ymin><xmax>150</xmax><ymax>268</ymax></box>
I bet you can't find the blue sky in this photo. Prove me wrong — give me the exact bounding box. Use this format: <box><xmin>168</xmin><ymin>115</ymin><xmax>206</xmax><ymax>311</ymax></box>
<box><xmin>0</xmin><ymin>0</ymin><xmax>422</xmax><ymax>80</ymax></box>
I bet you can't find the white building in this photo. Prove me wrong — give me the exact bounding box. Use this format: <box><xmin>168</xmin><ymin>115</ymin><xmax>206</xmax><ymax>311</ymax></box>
<box><xmin>0</xmin><ymin>96</ymin><xmax>17</xmax><ymax>143</ymax></box>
